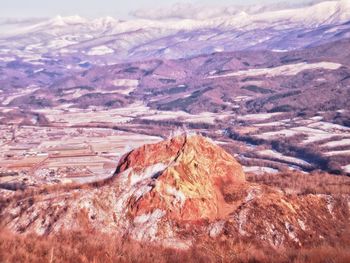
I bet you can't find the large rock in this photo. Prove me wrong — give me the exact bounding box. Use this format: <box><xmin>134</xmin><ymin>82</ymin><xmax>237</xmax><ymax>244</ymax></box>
<box><xmin>115</xmin><ymin>134</ymin><xmax>245</xmax><ymax>221</ymax></box>
<box><xmin>1</xmin><ymin>134</ymin><xmax>349</xmax><ymax>249</ymax></box>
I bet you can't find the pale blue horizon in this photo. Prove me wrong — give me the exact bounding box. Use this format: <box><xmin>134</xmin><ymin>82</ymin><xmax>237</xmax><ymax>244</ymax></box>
<box><xmin>0</xmin><ymin>0</ymin><xmax>316</xmax><ymax>19</ymax></box>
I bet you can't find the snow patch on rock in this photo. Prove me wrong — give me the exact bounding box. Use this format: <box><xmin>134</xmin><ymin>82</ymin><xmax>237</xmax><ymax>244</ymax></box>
<box><xmin>209</xmin><ymin>221</ymin><xmax>225</xmax><ymax>238</ymax></box>
<box><xmin>285</xmin><ymin>221</ymin><xmax>301</xmax><ymax>245</ymax></box>
<box><xmin>130</xmin><ymin>163</ymin><xmax>167</xmax><ymax>186</ymax></box>
<box><xmin>165</xmin><ymin>185</ymin><xmax>186</xmax><ymax>207</ymax></box>
<box><xmin>237</xmin><ymin>209</ymin><xmax>248</xmax><ymax>235</ymax></box>
<box><xmin>132</xmin><ymin>209</ymin><xmax>166</xmax><ymax>241</ymax></box>
<box><xmin>245</xmin><ymin>187</ymin><xmax>261</xmax><ymax>202</ymax></box>
<box><xmin>114</xmin><ymin>164</ymin><xmax>167</xmax><ymax>215</ymax></box>
<box><xmin>298</xmin><ymin>219</ymin><xmax>306</xmax><ymax>231</ymax></box>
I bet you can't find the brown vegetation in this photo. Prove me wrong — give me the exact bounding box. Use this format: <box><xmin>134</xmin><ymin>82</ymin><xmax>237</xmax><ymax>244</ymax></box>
<box><xmin>247</xmin><ymin>170</ymin><xmax>350</xmax><ymax>195</ymax></box>
<box><xmin>1</xmin><ymin>230</ymin><xmax>349</xmax><ymax>263</ymax></box>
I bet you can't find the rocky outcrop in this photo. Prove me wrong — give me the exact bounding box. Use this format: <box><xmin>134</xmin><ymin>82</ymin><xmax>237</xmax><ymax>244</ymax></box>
<box><xmin>115</xmin><ymin>134</ymin><xmax>245</xmax><ymax>221</ymax></box>
<box><xmin>0</xmin><ymin>134</ymin><xmax>349</xmax><ymax>249</ymax></box>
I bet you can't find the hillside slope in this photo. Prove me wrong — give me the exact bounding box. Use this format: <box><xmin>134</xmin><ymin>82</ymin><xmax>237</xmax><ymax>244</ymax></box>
<box><xmin>0</xmin><ymin>134</ymin><xmax>349</xmax><ymax>249</ymax></box>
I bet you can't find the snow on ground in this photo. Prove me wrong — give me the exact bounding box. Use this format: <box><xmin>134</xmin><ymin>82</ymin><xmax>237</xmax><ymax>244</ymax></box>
<box><xmin>297</xmin><ymin>122</ymin><xmax>350</xmax><ymax>144</ymax></box>
<box><xmin>0</xmin><ymin>57</ymin><xmax>15</xmax><ymax>62</ymax></box>
<box><xmin>308</xmin><ymin>121</ymin><xmax>350</xmax><ymax>132</ymax></box>
<box><xmin>272</xmin><ymin>49</ymin><xmax>288</xmax><ymax>53</ymax></box>
<box><xmin>255</xmin><ymin>129</ymin><xmax>299</xmax><ymax>140</ymax></box>
<box><xmin>292</xmin><ymin>126</ymin><xmax>329</xmax><ymax>134</ymax></box>
<box><xmin>254</xmin><ymin>121</ymin><xmax>286</xmax><ymax>127</ymax></box>
<box><xmin>132</xmin><ymin>209</ymin><xmax>166</xmax><ymax>241</ymax></box>
<box><xmin>309</xmin><ymin>116</ymin><xmax>324</xmax><ymax>121</ymax></box>
<box><xmin>59</xmin><ymin>48</ymin><xmax>76</xmax><ymax>54</ymax></box>
<box><xmin>67</xmin><ymin>171</ymin><xmax>114</xmax><ymax>184</ymax></box>
<box><xmin>61</xmin><ymin>86</ymin><xmax>135</xmax><ymax>99</ymax></box>
<box><xmin>237</xmin><ymin>112</ymin><xmax>283</xmax><ymax>121</ymax></box>
<box><xmin>1</xmin><ymin>87</ymin><xmax>40</xmax><ymax>105</ymax></box>
<box><xmin>101</xmin><ymin>102</ymin><xmax>150</xmax><ymax>117</ymax></box>
<box><xmin>111</xmin><ymin>79</ymin><xmax>139</xmax><ymax>95</ymax></box>
<box><xmin>208</xmin><ymin>62</ymin><xmax>342</xmax><ymax>79</ymax></box>
<box><xmin>35</xmin><ymin>102</ymin><xmax>151</xmax><ymax>125</ymax></box>
<box><xmin>112</xmin><ymin>79</ymin><xmax>139</xmax><ymax>87</ymax></box>
<box><xmin>302</xmin><ymin>134</ymin><xmax>337</xmax><ymax>144</ymax></box>
<box><xmin>255</xmin><ymin>125</ymin><xmax>345</xmax><ymax>145</ymax></box>
<box><xmin>322</xmin><ymin>139</ymin><xmax>350</xmax><ymax>148</ymax></box>
<box><xmin>38</xmin><ymin>110</ymin><xmax>133</xmax><ymax>125</ymax></box>
<box><xmin>18</xmin><ymin>53</ymin><xmax>42</xmax><ymax>62</ymax></box>
<box><xmin>142</xmin><ymin>110</ymin><xmax>229</xmax><ymax>125</ymax></box>
<box><xmin>87</xmin><ymin>45</ymin><xmax>114</xmax><ymax>56</ymax></box>
<box><xmin>214</xmin><ymin>140</ymin><xmax>229</xmax><ymax>145</ymax></box>
<box><xmin>243</xmin><ymin>166</ymin><xmax>279</xmax><ymax>175</ymax></box>
<box><xmin>47</xmin><ymin>38</ymin><xmax>78</xmax><ymax>49</ymax></box>
<box><xmin>342</xmin><ymin>165</ymin><xmax>350</xmax><ymax>174</ymax></box>
<box><xmin>185</xmin><ymin>112</ymin><xmax>229</xmax><ymax>124</ymax></box>
<box><xmin>324</xmin><ymin>150</ymin><xmax>350</xmax><ymax>157</ymax></box>
<box><xmin>25</xmin><ymin>43</ymin><xmax>44</xmax><ymax>51</ymax></box>
<box><xmin>233</xmin><ymin>96</ymin><xmax>252</xmax><ymax>102</ymax></box>
<box><xmin>258</xmin><ymin>149</ymin><xmax>312</xmax><ymax>167</ymax></box>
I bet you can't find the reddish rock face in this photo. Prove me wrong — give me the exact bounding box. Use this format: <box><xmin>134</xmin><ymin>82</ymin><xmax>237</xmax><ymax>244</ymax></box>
<box><xmin>115</xmin><ymin>134</ymin><xmax>245</xmax><ymax>221</ymax></box>
<box><xmin>1</xmin><ymin>134</ymin><xmax>349</xmax><ymax>249</ymax></box>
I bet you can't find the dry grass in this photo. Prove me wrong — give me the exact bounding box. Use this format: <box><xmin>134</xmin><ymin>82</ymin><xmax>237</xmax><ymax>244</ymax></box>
<box><xmin>0</xmin><ymin>230</ymin><xmax>349</xmax><ymax>263</ymax></box>
<box><xmin>246</xmin><ymin>171</ymin><xmax>350</xmax><ymax>195</ymax></box>
<box><xmin>1</xmin><ymin>170</ymin><xmax>349</xmax><ymax>262</ymax></box>
<box><xmin>0</xmin><ymin>230</ymin><xmax>205</xmax><ymax>263</ymax></box>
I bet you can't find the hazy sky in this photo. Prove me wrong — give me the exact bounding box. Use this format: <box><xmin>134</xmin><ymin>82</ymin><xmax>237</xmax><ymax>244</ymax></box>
<box><xmin>0</xmin><ymin>0</ymin><xmax>313</xmax><ymax>19</ymax></box>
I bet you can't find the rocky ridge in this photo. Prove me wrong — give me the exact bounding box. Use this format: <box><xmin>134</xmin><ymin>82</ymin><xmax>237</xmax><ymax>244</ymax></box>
<box><xmin>0</xmin><ymin>134</ymin><xmax>349</xmax><ymax>249</ymax></box>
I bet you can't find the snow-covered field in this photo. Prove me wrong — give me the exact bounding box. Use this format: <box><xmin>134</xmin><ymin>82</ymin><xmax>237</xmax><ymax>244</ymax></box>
<box><xmin>255</xmin><ymin>129</ymin><xmax>300</xmax><ymax>140</ymax></box>
<box><xmin>342</xmin><ymin>164</ymin><xmax>350</xmax><ymax>174</ymax></box>
<box><xmin>208</xmin><ymin>62</ymin><xmax>342</xmax><ymax>79</ymax></box>
<box><xmin>308</xmin><ymin>121</ymin><xmax>350</xmax><ymax>132</ymax></box>
<box><xmin>47</xmin><ymin>38</ymin><xmax>78</xmax><ymax>49</ymax></box>
<box><xmin>243</xmin><ymin>166</ymin><xmax>279</xmax><ymax>175</ymax></box>
<box><xmin>238</xmin><ymin>112</ymin><xmax>283</xmax><ymax>121</ymax></box>
<box><xmin>257</xmin><ymin>149</ymin><xmax>312</xmax><ymax>167</ymax></box>
<box><xmin>0</xmin><ymin>57</ymin><xmax>15</xmax><ymax>62</ymax></box>
<box><xmin>35</xmin><ymin>102</ymin><xmax>151</xmax><ymax>125</ymax></box>
<box><xmin>112</xmin><ymin>79</ymin><xmax>139</xmax><ymax>87</ymax></box>
<box><xmin>255</xmin><ymin>120</ymin><xmax>350</xmax><ymax>145</ymax></box>
<box><xmin>253</xmin><ymin>121</ymin><xmax>286</xmax><ymax>127</ymax></box>
<box><xmin>35</xmin><ymin>102</ymin><xmax>230</xmax><ymax>126</ymax></box>
<box><xmin>111</xmin><ymin>79</ymin><xmax>139</xmax><ymax>94</ymax></box>
<box><xmin>87</xmin><ymin>45</ymin><xmax>114</xmax><ymax>56</ymax></box>
<box><xmin>1</xmin><ymin>86</ymin><xmax>40</xmax><ymax>105</ymax></box>
<box><xmin>142</xmin><ymin>111</ymin><xmax>230</xmax><ymax>125</ymax></box>
<box><xmin>324</xmin><ymin>150</ymin><xmax>350</xmax><ymax>157</ymax></box>
<box><xmin>322</xmin><ymin>139</ymin><xmax>350</xmax><ymax>148</ymax></box>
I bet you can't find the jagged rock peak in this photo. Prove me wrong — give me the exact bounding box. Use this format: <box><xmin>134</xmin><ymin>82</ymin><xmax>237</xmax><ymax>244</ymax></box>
<box><xmin>114</xmin><ymin>134</ymin><xmax>246</xmax><ymax>221</ymax></box>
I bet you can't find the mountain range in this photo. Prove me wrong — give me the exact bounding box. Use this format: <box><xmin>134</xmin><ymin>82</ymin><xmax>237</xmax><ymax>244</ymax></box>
<box><xmin>1</xmin><ymin>0</ymin><xmax>350</xmax><ymax>66</ymax></box>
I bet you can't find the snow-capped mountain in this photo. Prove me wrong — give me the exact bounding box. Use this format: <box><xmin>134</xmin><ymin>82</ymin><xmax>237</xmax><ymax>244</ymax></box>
<box><xmin>0</xmin><ymin>0</ymin><xmax>350</xmax><ymax>66</ymax></box>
